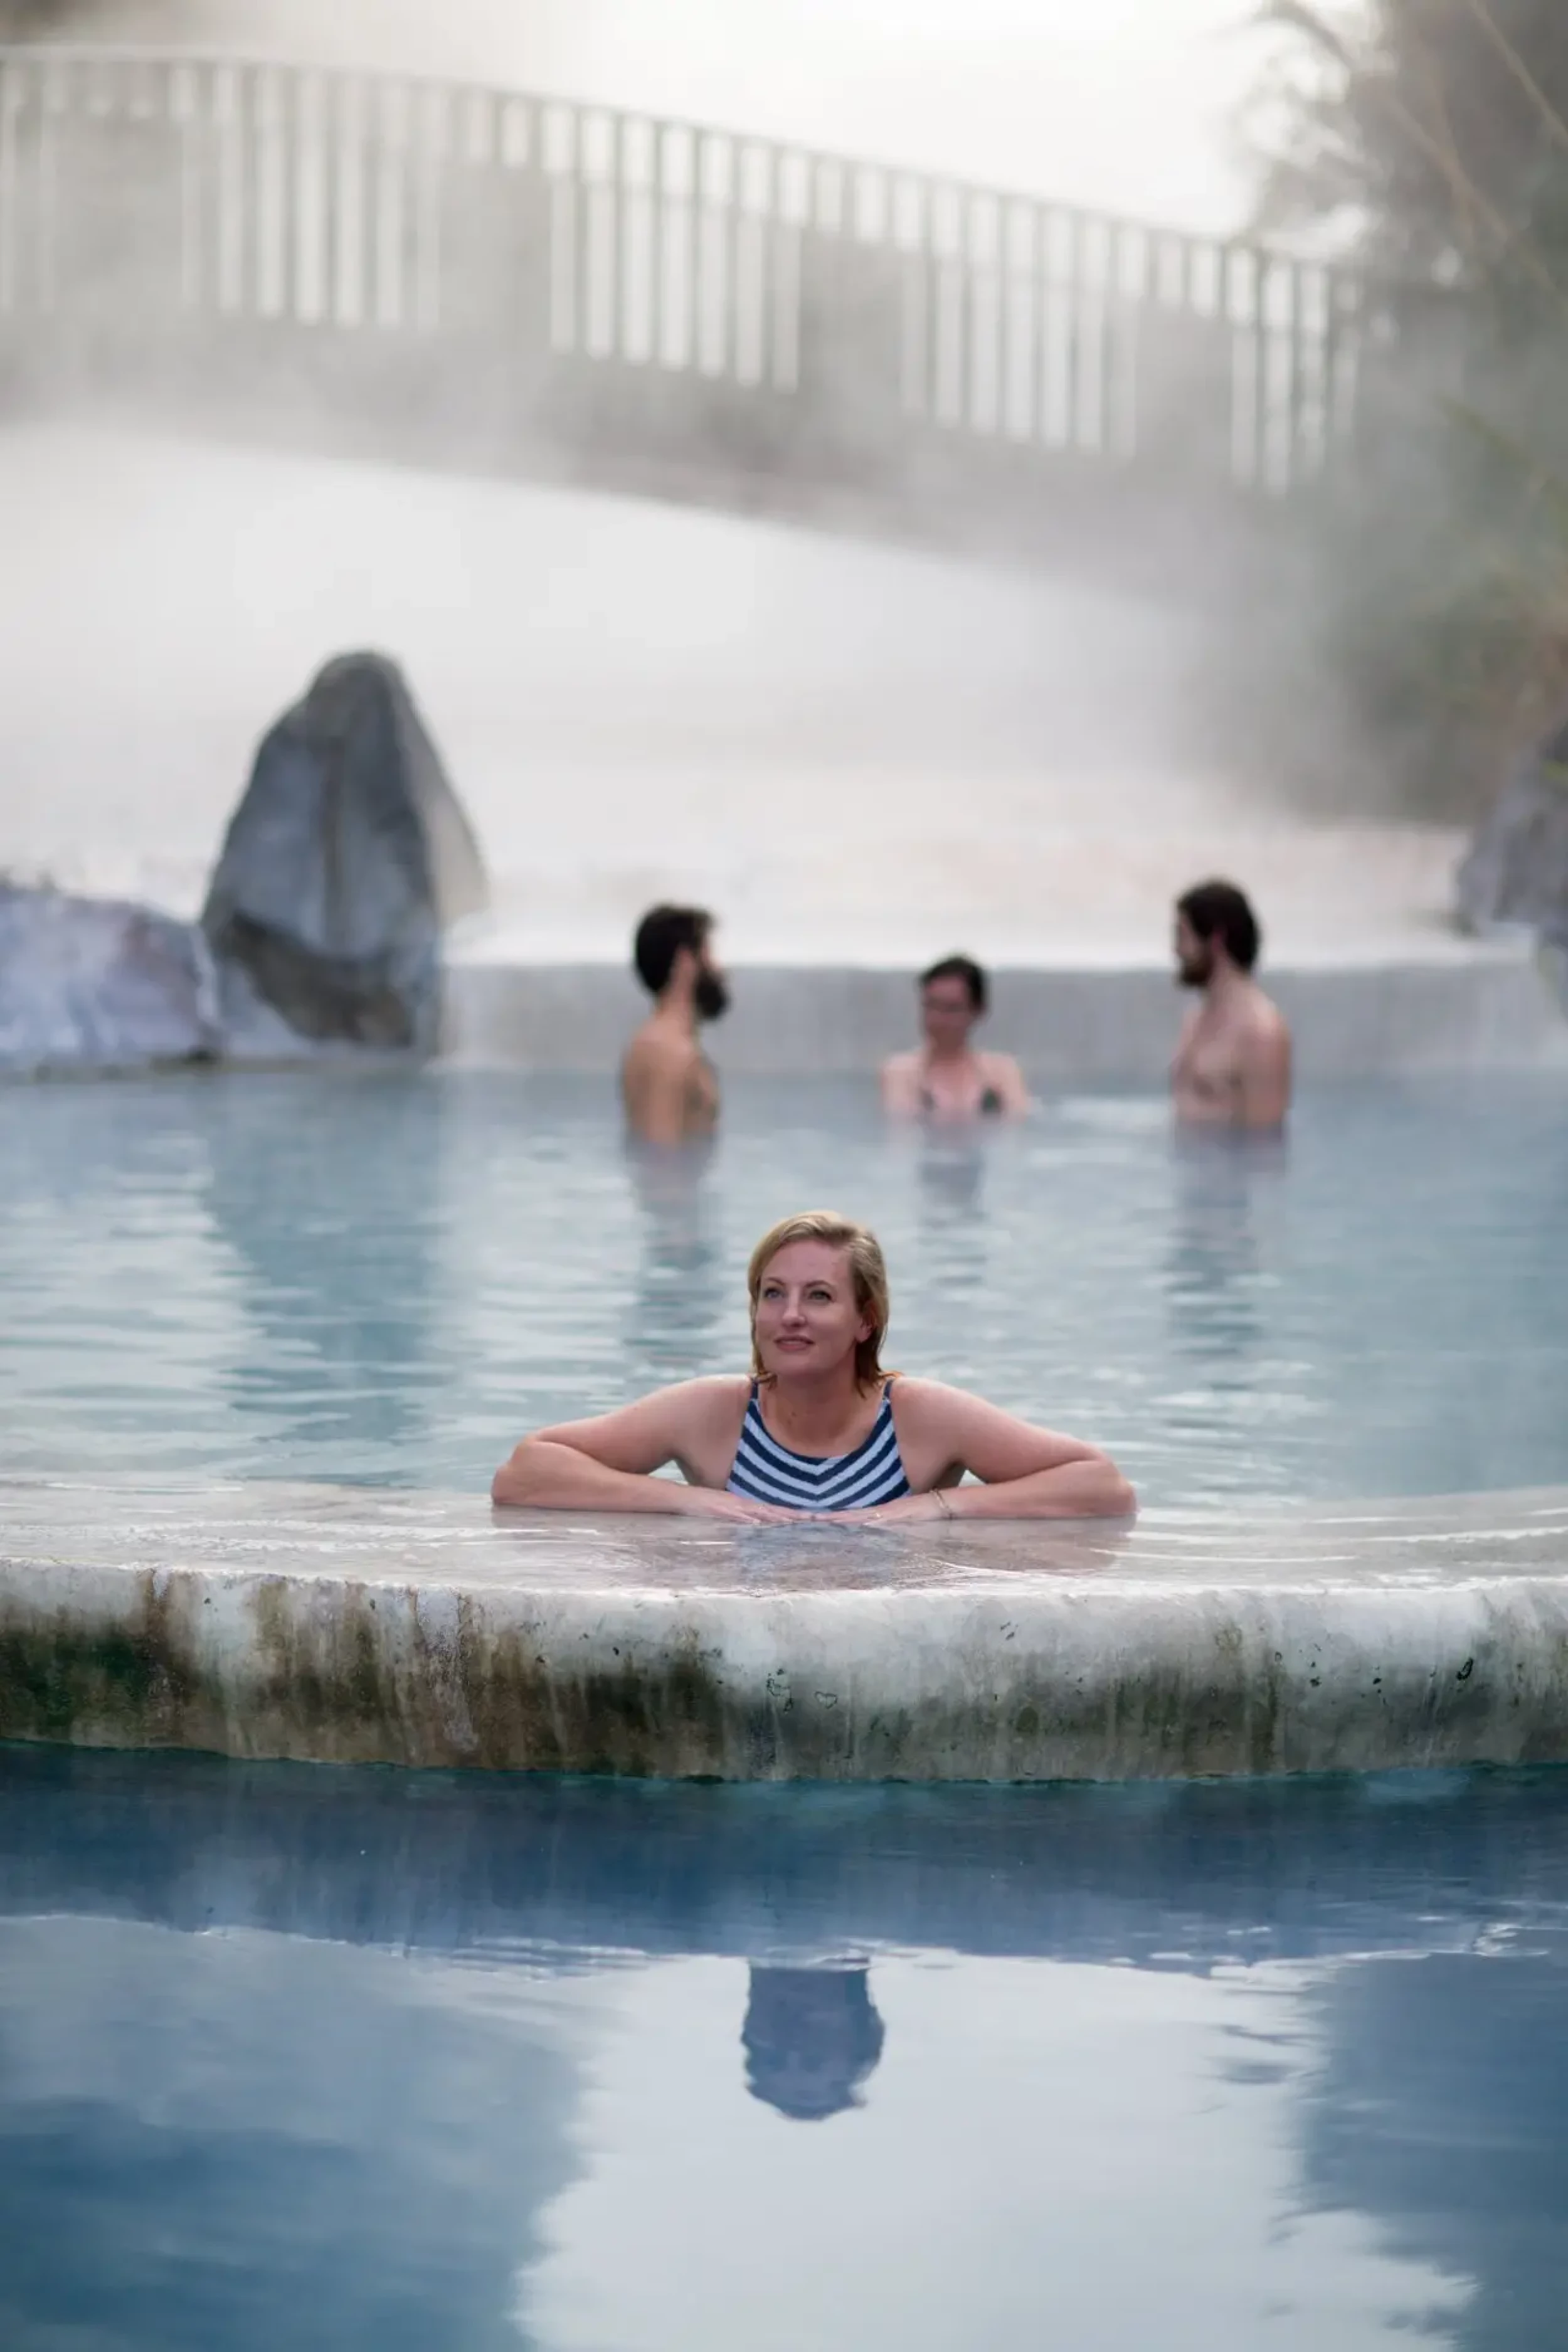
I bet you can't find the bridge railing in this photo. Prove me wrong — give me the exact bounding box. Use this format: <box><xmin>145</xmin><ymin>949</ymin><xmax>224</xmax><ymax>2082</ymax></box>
<box><xmin>0</xmin><ymin>44</ymin><xmax>1365</xmax><ymax>507</ymax></box>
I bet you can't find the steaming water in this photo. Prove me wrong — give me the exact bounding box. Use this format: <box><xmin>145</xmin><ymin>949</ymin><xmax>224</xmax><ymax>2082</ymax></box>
<box><xmin>1</xmin><ymin>26</ymin><xmax>1547</xmax><ymax>2351</ymax></box>
<box><xmin>3</xmin><ymin>1744</ymin><xmax>1565</xmax><ymax>2351</ymax></box>
<box><xmin>3</xmin><ymin>1068</ymin><xmax>1567</xmax><ymax>1508</ymax></box>
<box><xmin>0</xmin><ymin>425</ymin><xmax>1460</xmax><ymax>967</ymax></box>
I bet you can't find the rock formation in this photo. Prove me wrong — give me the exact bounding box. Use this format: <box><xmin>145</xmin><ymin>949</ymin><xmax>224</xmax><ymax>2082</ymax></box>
<box><xmin>203</xmin><ymin>652</ymin><xmax>487</xmax><ymax>1054</ymax></box>
<box><xmin>3</xmin><ymin>652</ymin><xmax>486</xmax><ymax>1076</ymax></box>
<box><xmin>0</xmin><ymin>882</ymin><xmax>218</xmax><ymax>1074</ymax></box>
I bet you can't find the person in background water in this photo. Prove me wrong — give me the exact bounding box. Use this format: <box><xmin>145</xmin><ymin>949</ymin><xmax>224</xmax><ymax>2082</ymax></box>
<box><xmin>492</xmin><ymin>1209</ymin><xmax>1133</xmax><ymax>1523</ymax></box>
<box><xmin>621</xmin><ymin>904</ymin><xmax>729</xmax><ymax>1146</ymax></box>
<box><xmin>1170</xmin><ymin>880</ymin><xmax>1291</xmax><ymax>1131</ymax></box>
<box><xmin>881</xmin><ymin>955</ymin><xmax>1030</xmax><ymax>1120</ymax></box>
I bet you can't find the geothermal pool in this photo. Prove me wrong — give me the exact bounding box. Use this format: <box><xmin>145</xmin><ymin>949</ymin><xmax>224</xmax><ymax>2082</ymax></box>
<box><xmin>1</xmin><ymin>415</ymin><xmax>1563</xmax><ymax>2352</ymax></box>
<box><xmin>3</xmin><ymin>514</ymin><xmax>1566</xmax><ymax>2352</ymax></box>
<box><xmin>3</xmin><ymin>1067</ymin><xmax>1567</xmax><ymax>1510</ymax></box>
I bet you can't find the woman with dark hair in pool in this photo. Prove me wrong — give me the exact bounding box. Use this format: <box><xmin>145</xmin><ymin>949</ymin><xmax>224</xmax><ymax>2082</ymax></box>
<box><xmin>881</xmin><ymin>955</ymin><xmax>1030</xmax><ymax>1122</ymax></box>
<box><xmin>492</xmin><ymin>1210</ymin><xmax>1133</xmax><ymax>1525</ymax></box>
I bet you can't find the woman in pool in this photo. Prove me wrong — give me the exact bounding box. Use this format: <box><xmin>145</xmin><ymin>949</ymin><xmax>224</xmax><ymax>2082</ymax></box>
<box><xmin>492</xmin><ymin>1211</ymin><xmax>1133</xmax><ymax>1524</ymax></box>
<box><xmin>881</xmin><ymin>955</ymin><xmax>1030</xmax><ymax>1121</ymax></box>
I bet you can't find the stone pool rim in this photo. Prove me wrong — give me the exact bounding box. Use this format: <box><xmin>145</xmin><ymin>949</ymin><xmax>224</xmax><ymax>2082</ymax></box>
<box><xmin>4</xmin><ymin>1479</ymin><xmax>1567</xmax><ymax>1786</ymax></box>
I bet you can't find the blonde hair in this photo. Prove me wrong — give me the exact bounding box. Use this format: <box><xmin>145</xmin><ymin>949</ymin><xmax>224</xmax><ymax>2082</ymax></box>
<box><xmin>747</xmin><ymin>1211</ymin><xmax>891</xmax><ymax>1391</ymax></box>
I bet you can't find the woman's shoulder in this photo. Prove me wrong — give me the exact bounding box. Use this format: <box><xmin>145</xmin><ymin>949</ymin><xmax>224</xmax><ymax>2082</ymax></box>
<box><xmin>640</xmin><ymin>1374</ymin><xmax>751</xmax><ymax>1423</ymax></box>
<box><xmin>888</xmin><ymin>1376</ymin><xmax>1000</xmax><ymax>1445</ymax></box>
<box><xmin>676</xmin><ymin>1374</ymin><xmax>752</xmax><ymax>1404</ymax></box>
<box><xmin>886</xmin><ymin>1374</ymin><xmax>965</xmax><ymax>1419</ymax></box>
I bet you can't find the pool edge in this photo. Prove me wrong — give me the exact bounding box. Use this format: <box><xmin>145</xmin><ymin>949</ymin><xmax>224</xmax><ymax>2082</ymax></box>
<box><xmin>5</xmin><ymin>1486</ymin><xmax>1568</xmax><ymax>1781</ymax></box>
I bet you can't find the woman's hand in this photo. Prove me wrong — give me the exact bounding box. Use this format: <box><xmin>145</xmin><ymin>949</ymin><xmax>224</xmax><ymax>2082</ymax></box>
<box><xmin>675</xmin><ymin>1486</ymin><xmax>801</xmax><ymax>1525</ymax></box>
<box><xmin>817</xmin><ymin>1492</ymin><xmax>952</xmax><ymax>1527</ymax></box>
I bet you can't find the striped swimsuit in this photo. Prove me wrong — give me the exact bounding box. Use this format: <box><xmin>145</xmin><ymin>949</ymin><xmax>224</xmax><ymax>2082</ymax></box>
<box><xmin>727</xmin><ymin>1380</ymin><xmax>913</xmax><ymax>1513</ymax></box>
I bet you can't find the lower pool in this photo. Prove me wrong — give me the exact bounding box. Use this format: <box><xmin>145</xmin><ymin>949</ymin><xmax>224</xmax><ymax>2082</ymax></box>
<box><xmin>2</xmin><ymin>1068</ymin><xmax>1567</xmax><ymax>1507</ymax></box>
<box><xmin>1</xmin><ymin>1744</ymin><xmax>1565</xmax><ymax>2351</ymax></box>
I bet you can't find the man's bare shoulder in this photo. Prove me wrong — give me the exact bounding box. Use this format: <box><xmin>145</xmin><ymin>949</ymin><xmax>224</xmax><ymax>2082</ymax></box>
<box><xmin>1206</xmin><ymin>985</ymin><xmax>1288</xmax><ymax>1046</ymax></box>
<box><xmin>623</xmin><ymin>1020</ymin><xmax>702</xmax><ymax>1076</ymax></box>
<box><xmin>1240</xmin><ymin>988</ymin><xmax>1291</xmax><ymax>1047</ymax></box>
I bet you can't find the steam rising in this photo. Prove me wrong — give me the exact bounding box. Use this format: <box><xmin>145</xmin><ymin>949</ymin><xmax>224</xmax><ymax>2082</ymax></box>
<box><xmin>0</xmin><ymin>2</ymin><xmax>1465</xmax><ymax>964</ymax></box>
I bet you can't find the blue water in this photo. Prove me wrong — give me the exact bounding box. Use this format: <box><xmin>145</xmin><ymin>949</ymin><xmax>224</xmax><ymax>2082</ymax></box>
<box><xmin>1</xmin><ymin>1745</ymin><xmax>1566</xmax><ymax>2350</ymax></box>
<box><xmin>3</xmin><ymin>1069</ymin><xmax>1568</xmax><ymax>1506</ymax></box>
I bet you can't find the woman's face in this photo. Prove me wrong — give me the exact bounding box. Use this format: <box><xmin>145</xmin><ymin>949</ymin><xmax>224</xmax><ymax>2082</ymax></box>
<box><xmin>921</xmin><ymin>975</ymin><xmax>977</xmax><ymax>1054</ymax></box>
<box><xmin>753</xmin><ymin>1241</ymin><xmax>871</xmax><ymax>1380</ymax></box>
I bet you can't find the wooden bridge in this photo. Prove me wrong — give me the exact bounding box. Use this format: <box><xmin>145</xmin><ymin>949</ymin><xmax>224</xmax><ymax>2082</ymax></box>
<box><xmin>0</xmin><ymin>44</ymin><xmax>1376</xmax><ymax>584</ymax></box>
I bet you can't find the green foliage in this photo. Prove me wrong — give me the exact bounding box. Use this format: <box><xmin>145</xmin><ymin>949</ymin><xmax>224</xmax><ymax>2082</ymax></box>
<box><xmin>1257</xmin><ymin>1</ymin><xmax>1568</xmax><ymax>809</ymax></box>
<box><xmin>1256</xmin><ymin>1</ymin><xmax>1568</xmax><ymax>302</ymax></box>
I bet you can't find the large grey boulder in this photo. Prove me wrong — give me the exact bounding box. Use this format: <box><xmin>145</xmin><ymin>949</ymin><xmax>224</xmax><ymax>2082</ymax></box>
<box><xmin>0</xmin><ymin>882</ymin><xmax>218</xmax><ymax>1074</ymax></box>
<box><xmin>1456</xmin><ymin>712</ymin><xmax>1568</xmax><ymax>948</ymax></box>
<box><xmin>202</xmin><ymin>652</ymin><xmax>487</xmax><ymax>1054</ymax></box>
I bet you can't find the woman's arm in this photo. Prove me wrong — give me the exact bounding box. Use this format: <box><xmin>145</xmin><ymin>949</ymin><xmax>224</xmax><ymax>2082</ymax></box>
<box><xmin>880</xmin><ymin>1053</ymin><xmax>924</xmax><ymax>1116</ymax></box>
<box><xmin>830</xmin><ymin>1381</ymin><xmax>1135</xmax><ymax>1522</ymax></box>
<box><xmin>492</xmin><ymin>1380</ymin><xmax>790</xmax><ymax>1520</ymax></box>
<box><xmin>941</xmin><ymin>1453</ymin><xmax>1135</xmax><ymax>1519</ymax></box>
<box><xmin>984</xmin><ymin>1054</ymin><xmax>1034</xmax><ymax>1117</ymax></box>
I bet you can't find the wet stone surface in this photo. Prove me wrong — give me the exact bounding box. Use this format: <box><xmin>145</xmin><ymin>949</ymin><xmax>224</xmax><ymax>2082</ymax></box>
<box><xmin>3</xmin><ymin>1480</ymin><xmax>1567</xmax><ymax>1784</ymax></box>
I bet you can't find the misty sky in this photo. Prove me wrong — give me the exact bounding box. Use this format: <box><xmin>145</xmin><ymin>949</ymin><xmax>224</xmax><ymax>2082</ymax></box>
<box><xmin>110</xmin><ymin>0</ymin><xmax>1270</xmax><ymax>231</ymax></box>
<box><xmin>4</xmin><ymin>2</ymin><xmax>1449</xmax><ymax>958</ymax></box>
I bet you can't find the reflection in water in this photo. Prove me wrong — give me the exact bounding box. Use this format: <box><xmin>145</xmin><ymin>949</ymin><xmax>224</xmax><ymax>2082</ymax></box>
<box><xmin>199</xmin><ymin>1074</ymin><xmax>448</xmax><ymax>1476</ymax></box>
<box><xmin>1302</xmin><ymin>1943</ymin><xmax>1568</xmax><ymax>2352</ymax></box>
<box><xmin>912</xmin><ymin>1131</ymin><xmax>990</xmax><ymax>1305</ymax></box>
<box><xmin>623</xmin><ymin>1137</ymin><xmax>727</xmax><ymax>1389</ymax></box>
<box><xmin>741</xmin><ymin>1964</ymin><xmax>886</xmax><ymax>2122</ymax></box>
<box><xmin>918</xmin><ymin>1135</ymin><xmax>986</xmax><ymax>1221</ymax></box>
<box><xmin>1160</xmin><ymin>1128</ymin><xmax>1293</xmax><ymax>1496</ymax></box>
<box><xmin>1165</xmin><ymin>1128</ymin><xmax>1287</xmax><ymax>1367</ymax></box>
<box><xmin>5</xmin><ymin>1754</ymin><xmax>1568</xmax><ymax>2348</ymax></box>
<box><xmin>0</xmin><ymin>1919</ymin><xmax>580</xmax><ymax>2352</ymax></box>
<box><xmin>0</xmin><ymin>1076</ymin><xmax>245</xmax><ymax>1476</ymax></box>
